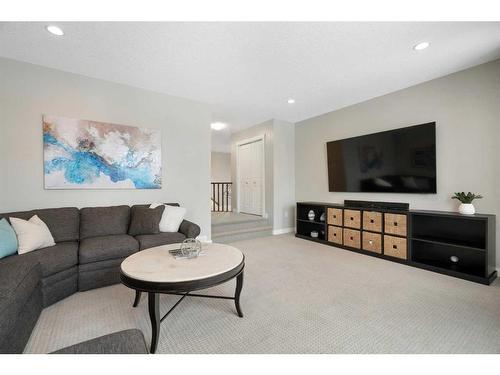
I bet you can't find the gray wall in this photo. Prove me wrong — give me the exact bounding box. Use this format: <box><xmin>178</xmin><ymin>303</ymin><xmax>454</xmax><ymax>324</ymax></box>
<box><xmin>211</xmin><ymin>152</ymin><xmax>231</xmax><ymax>182</ymax></box>
<box><xmin>295</xmin><ymin>59</ymin><xmax>500</xmax><ymax>266</ymax></box>
<box><xmin>0</xmin><ymin>57</ymin><xmax>212</xmax><ymax>240</ymax></box>
<box><xmin>273</xmin><ymin>119</ymin><xmax>295</xmax><ymax>231</ymax></box>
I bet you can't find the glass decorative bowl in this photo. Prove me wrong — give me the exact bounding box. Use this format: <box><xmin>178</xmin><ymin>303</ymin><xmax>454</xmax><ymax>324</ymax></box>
<box><xmin>180</xmin><ymin>238</ymin><xmax>202</xmax><ymax>259</ymax></box>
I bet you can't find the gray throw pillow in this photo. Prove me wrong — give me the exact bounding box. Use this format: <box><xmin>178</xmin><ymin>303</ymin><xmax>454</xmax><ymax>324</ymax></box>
<box><xmin>128</xmin><ymin>206</ymin><xmax>165</xmax><ymax>236</ymax></box>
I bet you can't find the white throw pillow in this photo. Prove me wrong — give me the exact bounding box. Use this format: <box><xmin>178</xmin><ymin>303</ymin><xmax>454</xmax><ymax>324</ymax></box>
<box><xmin>150</xmin><ymin>204</ymin><xmax>187</xmax><ymax>233</ymax></box>
<box><xmin>9</xmin><ymin>215</ymin><xmax>56</xmax><ymax>254</ymax></box>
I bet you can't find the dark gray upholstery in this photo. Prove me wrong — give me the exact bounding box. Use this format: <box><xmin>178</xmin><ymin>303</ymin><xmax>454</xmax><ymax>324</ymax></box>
<box><xmin>20</xmin><ymin>241</ymin><xmax>78</xmax><ymax>277</ymax></box>
<box><xmin>79</xmin><ymin>234</ymin><xmax>139</xmax><ymax>264</ymax></box>
<box><xmin>128</xmin><ymin>205</ymin><xmax>164</xmax><ymax>236</ymax></box>
<box><xmin>0</xmin><ymin>255</ymin><xmax>42</xmax><ymax>354</ymax></box>
<box><xmin>131</xmin><ymin>203</ymin><xmax>201</xmax><ymax>240</ymax></box>
<box><xmin>78</xmin><ymin>257</ymin><xmax>124</xmax><ymax>272</ymax></box>
<box><xmin>135</xmin><ymin>232</ymin><xmax>186</xmax><ymax>250</ymax></box>
<box><xmin>0</xmin><ymin>203</ymin><xmax>200</xmax><ymax>353</ymax></box>
<box><xmin>0</xmin><ymin>288</ymin><xmax>42</xmax><ymax>354</ymax></box>
<box><xmin>131</xmin><ymin>203</ymin><xmax>180</xmax><ymax>209</ymax></box>
<box><xmin>179</xmin><ymin>219</ymin><xmax>201</xmax><ymax>239</ymax></box>
<box><xmin>0</xmin><ymin>207</ymin><xmax>79</xmax><ymax>242</ymax></box>
<box><xmin>0</xmin><ymin>255</ymin><xmax>41</xmax><ymax>300</ymax></box>
<box><xmin>80</xmin><ymin>205</ymin><xmax>130</xmax><ymax>239</ymax></box>
<box><xmin>40</xmin><ymin>267</ymin><xmax>78</xmax><ymax>307</ymax></box>
<box><xmin>78</xmin><ymin>262</ymin><xmax>124</xmax><ymax>292</ymax></box>
<box><xmin>52</xmin><ymin>329</ymin><xmax>148</xmax><ymax>354</ymax></box>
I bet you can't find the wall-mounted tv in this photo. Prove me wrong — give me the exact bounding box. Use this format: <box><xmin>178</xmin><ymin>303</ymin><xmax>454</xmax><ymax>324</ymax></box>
<box><xmin>327</xmin><ymin>122</ymin><xmax>436</xmax><ymax>193</ymax></box>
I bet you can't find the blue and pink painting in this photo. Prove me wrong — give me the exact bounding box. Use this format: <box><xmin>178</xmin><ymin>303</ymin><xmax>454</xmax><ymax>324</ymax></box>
<box><xmin>43</xmin><ymin>115</ymin><xmax>161</xmax><ymax>189</ymax></box>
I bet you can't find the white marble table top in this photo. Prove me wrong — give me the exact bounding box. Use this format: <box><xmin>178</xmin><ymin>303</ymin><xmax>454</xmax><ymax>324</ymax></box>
<box><xmin>120</xmin><ymin>243</ymin><xmax>244</xmax><ymax>283</ymax></box>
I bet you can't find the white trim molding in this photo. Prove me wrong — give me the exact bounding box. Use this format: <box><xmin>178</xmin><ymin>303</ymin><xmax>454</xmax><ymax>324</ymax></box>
<box><xmin>197</xmin><ymin>235</ymin><xmax>212</xmax><ymax>244</ymax></box>
<box><xmin>272</xmin><ymin>227</ymin><xmax>294</xmax><ymax>235</ymax></box>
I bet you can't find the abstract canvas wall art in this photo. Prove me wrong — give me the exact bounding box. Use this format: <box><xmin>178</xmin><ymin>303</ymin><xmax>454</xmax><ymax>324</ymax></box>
<box><xmin>43</xmin><ymin>115</ymin><xmax>161</xmax><ymax>189</ymax></box>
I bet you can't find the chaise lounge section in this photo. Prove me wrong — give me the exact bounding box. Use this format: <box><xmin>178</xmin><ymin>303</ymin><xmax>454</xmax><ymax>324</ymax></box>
<box><xmin>51</xmin><ymin>329</ymin><xmax>148</xmax><ymax>354</ymax></box>
<box><xmin>0</xmin><ymin>203</ymin><xmax>200</xmax><ymax>353</ymax></box>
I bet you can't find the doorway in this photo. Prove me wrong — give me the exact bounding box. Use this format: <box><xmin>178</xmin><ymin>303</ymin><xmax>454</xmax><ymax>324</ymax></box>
<box><xmin>236</xmin><ymin>136</ymin><xmax>265</xmax><ymax>216</ymax></box>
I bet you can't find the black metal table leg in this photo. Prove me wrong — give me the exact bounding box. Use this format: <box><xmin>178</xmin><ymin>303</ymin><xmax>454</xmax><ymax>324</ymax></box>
<box><xmin>133</xmin><ymin>290</ymin><xmax>142</xmax><ymax>307</ymax></box>
<box><xmin>235</xmin><ymin>271</ymin><xmax>244</xmax><ymax>317</ymax></box>
<box><xmin>148</xmin><ymin>292</ymin><xmax>160</xmax><ymax>354</ymax></box>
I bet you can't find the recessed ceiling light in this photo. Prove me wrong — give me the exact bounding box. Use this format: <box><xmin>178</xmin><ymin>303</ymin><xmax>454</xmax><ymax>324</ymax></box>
<box><xmin>413</xmin><ymin>42</ymin><xmax>430</xmax><ymax>51</ymax></box>
<box><xmin>287</xmin><ymin>98</ymin><xmax>295</xmax><ymax>104</ymax></box>
<box><xmin>211</xmin><ymin>122</ymin><xmax>227</xmax><ymax>131</ymax></box>
<box><xmin>46</xmin><ymin>25</ymin><xmax>64</xmax><ymax>36</ymax></box>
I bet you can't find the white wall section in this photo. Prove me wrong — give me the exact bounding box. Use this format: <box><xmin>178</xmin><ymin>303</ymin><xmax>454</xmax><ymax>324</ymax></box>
<box><xmin>0</xmin><ymin>57</ymin><xmax>212</xmax><ymax>239</ymax></box>
<box><xmin>295</xmin><ymin>59</ymin><xmax>500</xmax><ymax>266</ymax></box>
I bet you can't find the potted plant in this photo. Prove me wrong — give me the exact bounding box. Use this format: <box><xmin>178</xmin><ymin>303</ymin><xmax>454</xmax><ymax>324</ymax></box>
<box><xmin>452</xmin><ymin>192</ymin><xmax>483</xmax><ymax>215</ymax></box>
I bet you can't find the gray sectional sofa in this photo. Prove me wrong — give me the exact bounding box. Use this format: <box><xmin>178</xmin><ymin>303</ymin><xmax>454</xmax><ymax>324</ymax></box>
<box><xmin>51</xmin><ymin>329</ymin><xmax>148</xmax><ymax>354</ymax></box>
<box><xmin>0</xmin><ymin>203</ymin><xmax>200</xmax><ymax>354</ymax></box>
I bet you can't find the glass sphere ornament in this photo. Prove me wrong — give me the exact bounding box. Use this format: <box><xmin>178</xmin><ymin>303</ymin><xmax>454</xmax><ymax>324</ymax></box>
<box><xmin>180</xmin><ymin>238</ymin><xmax>202</xmax><ymax>259</ymax></box>
<box><xmin>308</xmin><ymin>210</ymin><xmax>315</xmax><ymax>221</ymax></box>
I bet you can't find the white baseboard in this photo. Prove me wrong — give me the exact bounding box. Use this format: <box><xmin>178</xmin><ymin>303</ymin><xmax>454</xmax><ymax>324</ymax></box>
<box><xmin>272</xmin><ymin>227</ymin><xmax>294</xmax><ymax>235</ymax></box>
<box><xmin>197</xmin><ymin>235</ymin><xmax>212</xmax><ymax>243</ymax></box>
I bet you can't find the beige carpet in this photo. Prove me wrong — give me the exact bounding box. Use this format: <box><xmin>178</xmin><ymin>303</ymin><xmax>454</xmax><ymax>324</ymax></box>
<box><xmin>211</xmin><ymin>211</ymin><xmax>266</xmax><ymax>226</ymax></box>
<box><xmin>25</xmin><ymin>234</ymin><xmax>500</xmax><ymax>354</ymax></box>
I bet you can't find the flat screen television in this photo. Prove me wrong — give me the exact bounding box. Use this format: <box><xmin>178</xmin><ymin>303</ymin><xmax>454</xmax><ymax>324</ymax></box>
<box><xmin>327</xmin><ymin>122</ymin><xmax>436</xmax><ymax>193</ymax></box>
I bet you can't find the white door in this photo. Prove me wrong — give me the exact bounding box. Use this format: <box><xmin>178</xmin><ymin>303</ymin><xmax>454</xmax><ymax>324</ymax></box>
<box><xmin>238</xmin><ymin>139</ymin><xmax>263</xmax><ymax>216</ymax></box>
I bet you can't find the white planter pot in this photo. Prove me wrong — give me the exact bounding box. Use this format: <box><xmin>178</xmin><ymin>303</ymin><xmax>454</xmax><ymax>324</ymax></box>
<box><xmin>458</xmin><ymin>203</ymin><xmax>475</xmax><ymax>215</ymax></box>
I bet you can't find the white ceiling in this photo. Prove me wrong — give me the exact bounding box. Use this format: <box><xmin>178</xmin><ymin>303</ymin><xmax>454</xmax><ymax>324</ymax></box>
<box><xmin>1</xmin><ymin>22</ymin><xmax>500</xmax><ymax>152</ymax></box>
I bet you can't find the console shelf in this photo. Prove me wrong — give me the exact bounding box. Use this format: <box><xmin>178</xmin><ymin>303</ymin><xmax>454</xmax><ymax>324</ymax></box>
<box><xmin>411</xmin><ymin>237</ymin><xmax>486</xmax><ymax>252</ymax></box>
<box><xmin>296</xmin><ymin>202</ymin><xmax>496</xmax><ymax>285</ymax></box>
<box><xmin>297</xmin><ymin>219</ymin><xmax>325</xmax><ymax>225</ymax></box>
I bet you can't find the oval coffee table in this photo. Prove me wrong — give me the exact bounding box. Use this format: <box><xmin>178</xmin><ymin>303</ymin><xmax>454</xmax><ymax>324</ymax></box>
<box><xmin>120</xmin><ymin>242</ymin><xmax>245</xmax><ymax>353</ymax></box>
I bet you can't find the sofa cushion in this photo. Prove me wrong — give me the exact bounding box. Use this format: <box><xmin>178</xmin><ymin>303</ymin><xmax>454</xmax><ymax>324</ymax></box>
<box><xmin>179</xmin><ymin>219</ymin><xmax>201</xmax><ymax>239</ymax></box>
<box><xmin>10</xmin><ymin>215</ymin><xmax>56</xmax><ymax>254</ymax></box>
<box><xmin>132</xmin><ymin>203</ymin><xmax>180</xmax><ymax>210</ymax></box>
<box><xmin>52</xmin><ymin>329</ymin><xmax>148</xmax><ymax>354</ymax></box>
<box><xmin>0</xmin><ymin>287</ymin><xmax>42</xmax><ymax>354</ymax></box>
<box><xmin>0</xmin><ymin>207</ymin><xmax>79</xmax><ymax>242</ymax></box>
<box><xmin>79</xmin><ymin>234</ymin><xmax>139</xmax><ymax>264</ymax></box>
<box><xmin>21</xmin><ymin>241</ymin><xmax>78</xmax><ymax>277</ymax></box>
<box><xmin>128</xmin><ymin>205</ymin><xmax>164</xmax><ymax>236</ymax></box>
<box><xmin>151</xmin><ymin>204</ymin><xmax>186</xmax><ymax>233</ymax></box>
<box><xmin>135</xmin><ymin>232</ymin><xmax>186</xmax><ymax>250</ymax></box>
<box><xmin>0</xmin><ymin>218</ymin><xmax>18</xmax><ymax>259</ymax></box>
<box><xmin>80</xmin><ymin>205</ymin><xmax>130</xmax><ymax>239</ymax></box>
<box><xmin>0</xmin><ymin>254</ymin><xmax>41</xmax><ymax>300</ymax></box>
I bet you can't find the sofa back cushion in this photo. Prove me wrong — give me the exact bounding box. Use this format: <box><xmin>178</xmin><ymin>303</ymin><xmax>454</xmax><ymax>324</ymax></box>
<box><xmin>0</xmin><ymin>219</ymin><xmax>18</xmax><ymax>259</ymax></box>
<box><xmin>0</xmin><ymin>207</ymin><xmax>79</xmax><ymax>243</ymax></box>
<box><xmin>80</xmin><ymin>205</ymin><xmax>130</xmax><ymax>239</ymax></box>
<box><xmin>131</xmin><ymin>203</ymin><xmax>180</xmax><ymax>210</ymax></box>
<box><xmin>128</xmin><ymin>205</ymin><xmax>165</xmax><ymax>236</ymax></box>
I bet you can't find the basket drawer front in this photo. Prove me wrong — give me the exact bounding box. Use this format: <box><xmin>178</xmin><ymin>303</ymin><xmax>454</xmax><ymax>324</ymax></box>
<box><xmin>327</xmin><ymin>208</ymin><xmax>343</xmax><ymax>226</ymax></box>
<box><xmin>363</xmin><ymin>211</ymin><xmax>382</xmax><ymax>232</ymax></box>
<box><xmin>384</xmin><ymin>235</ymin><xmax>407</xmax><ymax>259</ymax></box>
<box><xmin>384</xmin><ymin>213</ymin><xmax>407</xmax><ymax>236</ymax></box>
<box><xmin>362</xmin><ymin>232</ymin><xmax>382</xmax><ymax>254</ymax></box>
<box><xmin>343</xmin><ymin>229</ymin><xmax>361</xmax><ymax>249</ymax></box>
<box><xmin>344</xmin><ymin>209</ymin><xmax>361</xmax><ymax>229</ymax></box>
<box><xmin>328</xmin><ymin>225</ymin><xmax>343</xmax><ymax>245</ymax></box>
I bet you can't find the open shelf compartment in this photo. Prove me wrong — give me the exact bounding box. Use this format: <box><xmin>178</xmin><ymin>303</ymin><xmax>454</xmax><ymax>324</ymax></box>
<box><xmin>412</xmin><ymin>213</ymin><xmax>487</xmax><ymax>249</ymax></box>
<box><xmin>296</xmin><ymin>220</ymin><xmax>326</xmax><ymax>241</ymax></box>
<box><xmin>411</xmin><ymin>239</ymin><xmax>486</xmax><ymax>278</ymax></box>
<box><xmin>297</xmin><ymin>203</ymin><xmax>325</xmax><ymax>223</ymax></box>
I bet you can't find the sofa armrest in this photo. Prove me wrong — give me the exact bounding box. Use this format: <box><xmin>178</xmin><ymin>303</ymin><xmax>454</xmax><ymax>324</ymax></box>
<box><xmin>178</xmin><ymin>219</ymin><xmax>201</xmax><ymax>239</ymax></box>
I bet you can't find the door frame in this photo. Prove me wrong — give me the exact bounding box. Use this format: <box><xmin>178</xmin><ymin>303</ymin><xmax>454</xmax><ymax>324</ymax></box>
<box><xmin>235</xmin><ymin>134</ymin><xmax>266</xmax><ymax>217</ymax></box>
